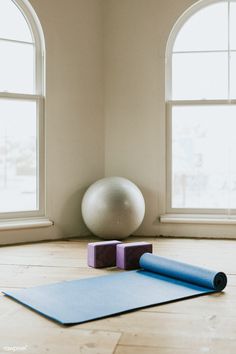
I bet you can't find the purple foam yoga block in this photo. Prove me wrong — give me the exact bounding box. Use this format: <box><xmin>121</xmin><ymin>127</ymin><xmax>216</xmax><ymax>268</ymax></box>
<box><xmin>87</xmin><ymin>240</ymin><xmax>121</xmax><ymax>268</ymax></box>
<box><xmin>116</xmin><ymin>242</ymin><xmax>153</xmax><ymax>270</ymax></box>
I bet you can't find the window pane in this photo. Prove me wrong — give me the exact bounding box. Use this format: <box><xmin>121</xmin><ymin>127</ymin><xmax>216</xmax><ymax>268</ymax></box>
<box><xmin>172</xmin><ymin>105</ymin><xmax>236</xmax><ymax>209</ymax></box>
<box><xmin>172</xmin><ymin>52</ymin><xmax>228</xmax><ymax>100</ymax></box>
<box><xmin>173</xmin><ymin>3</ymin><xmax>228</xmax><ymax>52</ymax></box>
<box><xmin>228</xmin><ymin>131</ymin><xmax>236</xmax><ymax>210</ymax></box>
<box><xmin>230</xmin><ymin>52</ymin><xmax>236</xmax><ymax>99</ymax></box>
<box><xmin>0</xmin><ymin>41</ymin><xmax>34</xmax><ymax>94</ymax></box>
<box><xmin>0</xmin><ymin>0</ymin><xmax>33</xmax><ymax>42</ymax></box>
<box><xmin>230</xmin><ymin>2</ymin><xmax>236</xmax><ymax>50</ymax></box>
<box><xmin>0</xmin><ymin>99</ymin><xmax>37</xmax><ymax>213</ymax></box>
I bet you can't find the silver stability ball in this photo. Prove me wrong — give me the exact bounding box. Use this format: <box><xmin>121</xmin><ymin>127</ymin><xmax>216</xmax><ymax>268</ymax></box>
<box><xmin>81</xmin><ymin>177</ymin><xmax>145</xmax><ymax>240</ymax></box>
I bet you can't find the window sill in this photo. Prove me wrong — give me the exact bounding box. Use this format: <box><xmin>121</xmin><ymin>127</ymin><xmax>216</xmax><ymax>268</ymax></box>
<box><xmin>160</xmin><ymin>214</ymin><xmax>236</xmax><ymax>225</ymax></box>
<box><xmin>0</xmin><ymin>217</ymin><xmax>54</xmax><ymax>231</ymax></box>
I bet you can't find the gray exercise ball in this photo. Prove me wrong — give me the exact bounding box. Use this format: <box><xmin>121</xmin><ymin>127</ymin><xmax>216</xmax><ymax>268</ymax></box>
<box><xmin>81</xmin><ymin>177</ymin><xmax>145</xmax><ymax>240</ymax></box>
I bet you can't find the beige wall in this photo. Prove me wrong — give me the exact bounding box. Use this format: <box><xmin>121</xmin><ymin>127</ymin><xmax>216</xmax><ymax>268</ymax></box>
<box><xmin>40</xmin><ymin>0</ymin><xmax>104</xmax><ymax>238</ymax></box>
<box><xmin>104</xmin><ymin>0</ymin><xmax>195</xmax><ymax>236</ymax></box>
<box><xmin>37</xmin><ymin>0</ymin><xmax>105</xmax><ymax>238</ymax></box>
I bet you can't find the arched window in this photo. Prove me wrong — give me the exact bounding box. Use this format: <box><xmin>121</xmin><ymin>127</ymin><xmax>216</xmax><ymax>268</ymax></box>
<box><xmin>0</xmin><ymin>0</ymin><xmax>45</xmax><ymax>218</ymax></box>
<box><xmin>166</xmin><ymin>0</ymin><xmax>236</xmax><ymax>216</ymax></box>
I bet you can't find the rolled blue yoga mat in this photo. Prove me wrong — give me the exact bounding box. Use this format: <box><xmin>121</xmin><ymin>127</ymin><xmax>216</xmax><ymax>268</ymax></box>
<box><xmin>3</xmin><ymin>254</ymin><xmax>227</xmax><ymax>325</ymax></box>
<box><xmin>139</xmin><ymin>253</ymin><xmax>227</xmax><ymax>291</ymax></box>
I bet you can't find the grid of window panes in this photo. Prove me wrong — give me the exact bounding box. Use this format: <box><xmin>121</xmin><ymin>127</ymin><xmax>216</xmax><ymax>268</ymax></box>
<box><xmin>0</xmin><ymin>0</ymin><xmax>37</xmax><ymax>213</ymax></box>
<box><xmin>170</xmin><ymin>1</ymin><xmax>236</xmax><ymax>210</ymax></box>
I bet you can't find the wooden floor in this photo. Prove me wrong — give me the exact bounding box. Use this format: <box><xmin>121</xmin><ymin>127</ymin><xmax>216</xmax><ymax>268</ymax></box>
<box><xmin>0</xmin><ymin>236</ymin><xmax>235</xmax><ymax>354</ymax></box>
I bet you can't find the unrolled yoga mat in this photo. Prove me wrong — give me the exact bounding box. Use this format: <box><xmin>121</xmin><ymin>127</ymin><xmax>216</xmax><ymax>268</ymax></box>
<box><xmin>3</xmin><ymin>254</ymin><xmax>227</xmax><ymax>325</ymax></box>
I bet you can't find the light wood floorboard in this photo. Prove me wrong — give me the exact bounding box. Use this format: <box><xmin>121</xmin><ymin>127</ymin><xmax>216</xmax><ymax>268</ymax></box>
<box><xmin>0</xmin><ymin>237</ymin><xmax>235</xmax><ymax>353</ymax></box>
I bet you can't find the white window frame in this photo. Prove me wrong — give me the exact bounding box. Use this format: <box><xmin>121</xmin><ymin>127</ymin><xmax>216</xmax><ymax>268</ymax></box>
<box><xmin>0</xmin><ymin>0</ymin><xmax>45</xmax><ymax>220</ymax></box>
<box><xmin>165</xmin><ymin>0</ymin><xmax>236</xmax><ymax>216</ymax></box>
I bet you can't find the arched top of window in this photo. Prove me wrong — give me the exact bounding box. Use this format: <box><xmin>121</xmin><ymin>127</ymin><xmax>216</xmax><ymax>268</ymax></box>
<box><xmin>173</xmin><ymin>2</ymin><xmax>229</xmax><ymax>52</ymax></box>
<box><xmin>166</xmin><ymin>0</ymin><xmax>236</xmax><ymax>101</ymax></box>
<box><xmin>0</xmin><ymin>0</ymin><xmax>45</xmax><ymax>95</ymax></box>
<box><xmin>0</xmin><ymin>0</ymin><xmax>33</xmax><ymax>42</ymax></box>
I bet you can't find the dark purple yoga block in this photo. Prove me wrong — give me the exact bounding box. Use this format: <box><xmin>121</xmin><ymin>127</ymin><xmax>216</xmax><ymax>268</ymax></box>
<box><xmin>116</xmin><ymin>242</ymin><xmax>153</xmax><ymax>270</ymax></box>
<box><xmin>87</xmin><ymin>240</ymin><xmax>121</xmax><ymax>268</ymax></box>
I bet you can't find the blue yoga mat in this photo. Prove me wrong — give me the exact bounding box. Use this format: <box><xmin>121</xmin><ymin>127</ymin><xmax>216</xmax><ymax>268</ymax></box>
<box><xmin>3</xmin><ymin>254</ymin><xmax>227</xmax><ymax>325</ymax></box>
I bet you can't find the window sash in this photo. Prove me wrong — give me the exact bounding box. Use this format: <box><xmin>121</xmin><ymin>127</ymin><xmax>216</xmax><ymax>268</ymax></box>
<box><xmin>0</xmin><ymin>93</ymin><xmax>45</xmax><ymax>219</ymax></box>
<box><xmin>166</xmin><ymin>100</ymin><xmax>236</xmax><ymax>214</ymax></box>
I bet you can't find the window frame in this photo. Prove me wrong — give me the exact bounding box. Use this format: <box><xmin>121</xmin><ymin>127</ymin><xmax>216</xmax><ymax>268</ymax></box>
<box><xmin>165</xmin><ymin>0</ymin><xmax>236</xmax><ymax>215</ymax></box>
<box><xmin>0</xmin><ymin>0</ymin><xmax>45</xmax><ymax>219</ymax></box>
